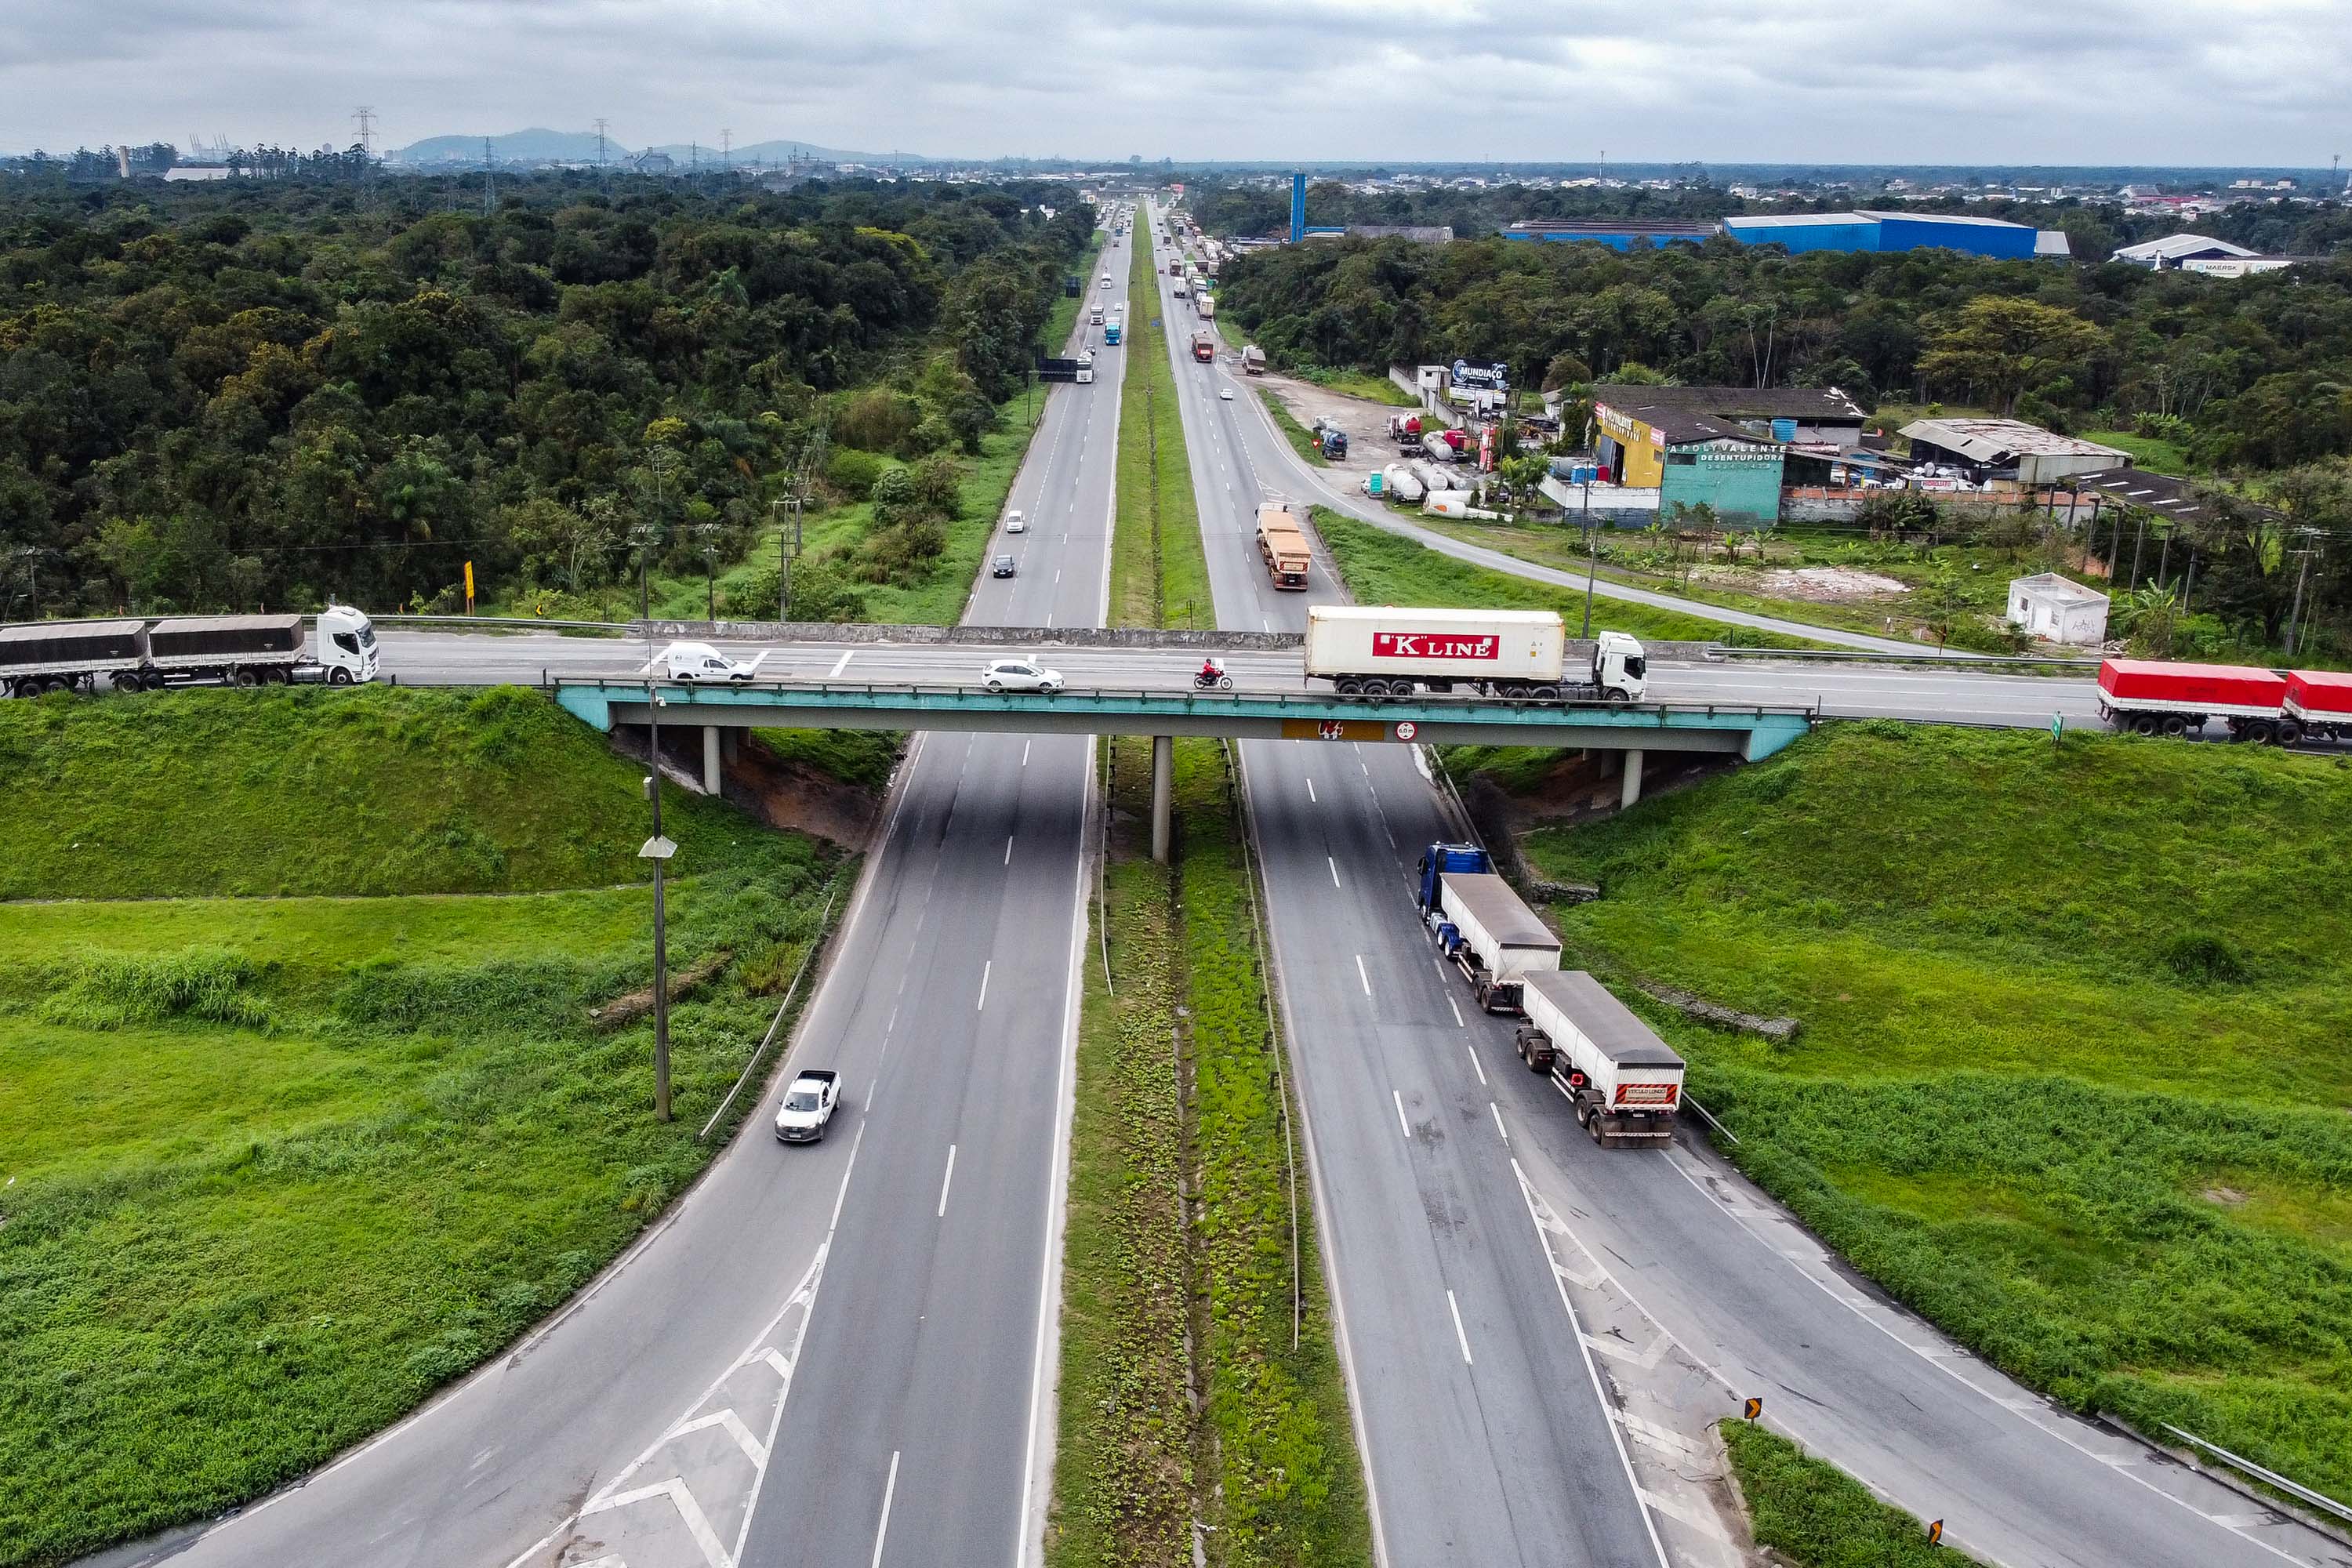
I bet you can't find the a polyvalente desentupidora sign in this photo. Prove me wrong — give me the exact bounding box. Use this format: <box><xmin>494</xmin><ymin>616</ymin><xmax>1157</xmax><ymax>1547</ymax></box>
<box><xmin>1372</xmin><ymin>632</ymin><xmax>1500</xmax><ymax>659</ymax></box>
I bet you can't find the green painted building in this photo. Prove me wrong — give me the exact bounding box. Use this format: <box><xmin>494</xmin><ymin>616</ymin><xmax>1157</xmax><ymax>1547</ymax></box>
<box><xmin>1661</xmin><ymin>437</ymin><xmax>1785</xmax><ymax>524</ymax></box>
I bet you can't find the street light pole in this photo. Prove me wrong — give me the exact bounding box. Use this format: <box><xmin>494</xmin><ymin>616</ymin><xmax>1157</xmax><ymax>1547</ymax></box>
<box><xmin>1581</xmin><ymin>481</ymin><xmax>1598</xmax><ymax>640</ymax></box>
<box><xmin>637</xmin><ymin>615</ymin><xmax>674</xmax><ymax>1123</ymax></box>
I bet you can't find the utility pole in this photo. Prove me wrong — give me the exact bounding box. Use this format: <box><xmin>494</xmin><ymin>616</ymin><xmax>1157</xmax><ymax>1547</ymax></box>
<box><xmin>637</xmin><ymin>617</ymin><xmax>674</xmax><ymax>1123</ymax></box>
<box><xmin>1581</xmin><ymin>501</ymin><xmax>1599</xmax><ymax>640</ymax></box>
<box><xmin>2283</xmin><ymin>535</ymin><xmax>2320</xmax><ymax>656</ymax></box>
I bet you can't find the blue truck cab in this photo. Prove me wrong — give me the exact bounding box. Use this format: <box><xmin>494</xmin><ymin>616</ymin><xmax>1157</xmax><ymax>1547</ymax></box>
<box><xmin>1417</xmin><ymin>842</ymin><xmax>1493</xmax><ymax>913</ymax></box>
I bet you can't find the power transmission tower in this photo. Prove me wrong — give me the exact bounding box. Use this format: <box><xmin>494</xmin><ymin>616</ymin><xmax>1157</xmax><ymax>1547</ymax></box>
<box><xmin>482</xmin><ymin>136</ymin><xmax>495</xmax><ymax>216</ymax></box>
<box><xmin>594</xmin><ymin>117</ymin><xmax>610</xmax><ymax>191</ymax></box>
<box><xmin>721</xmin><ymin>128</ymin><xmax>731</xmax><ymax>174</ymax></box>
<box><xmin>779</xmin><ymin>422</ymin><xmax>828</xmax><ymax>621</ymax></box>
<box><xmin>352</xmin><ymin>106</ymin><xmax>376</xmax><ymax>205</ymax></box>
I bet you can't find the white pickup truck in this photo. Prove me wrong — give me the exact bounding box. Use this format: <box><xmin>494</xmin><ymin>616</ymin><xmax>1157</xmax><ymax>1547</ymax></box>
<box><xmin>773</xmin><ymin>1070</ymin><xmax>841</xmax><ymax>1143</ymax></box>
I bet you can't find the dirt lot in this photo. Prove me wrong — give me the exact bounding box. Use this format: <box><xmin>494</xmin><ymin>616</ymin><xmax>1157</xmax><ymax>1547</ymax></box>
<box><xmin>1747</xmin><ymin>564</ymin><xmax>1912</xmax><ymax>601</ymax></box>
<box><xmin>1253</xmin><ymin>371</ymin><xmax>1465</xmax><ymax>491</ymax></box>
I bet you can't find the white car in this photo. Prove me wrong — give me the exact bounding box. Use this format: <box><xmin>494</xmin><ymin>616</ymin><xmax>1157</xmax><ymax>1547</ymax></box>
<box><xmin>655</xmin><ymin>641</ymin><xmax>769</xmax><ymax>682</ymax></box>
<box><xmin>1004</xmin><ymin>510</ymin><xmax>1025</xmax><ymax>534</ymax></box>
<box><xmin>773</xmin><ymin>1071</ymin><xmax>840</xmax><ymax>1143</ymax></box>
<box><xmin>1219</xmin><ymin>386</ymin><xmax>1234</xmax><ymax>401</ymax></box>
<box><xmin>982</xmin><ymin>658</ymin><xmax>1065</xmax><ymax>695</ymax></box>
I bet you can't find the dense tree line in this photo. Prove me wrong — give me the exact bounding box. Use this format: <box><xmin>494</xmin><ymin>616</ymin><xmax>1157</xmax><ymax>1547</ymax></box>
<box><xmin>0</xmin><ymin>172</ymin><xmax>1092</xmax><ymax>618</ymax></box>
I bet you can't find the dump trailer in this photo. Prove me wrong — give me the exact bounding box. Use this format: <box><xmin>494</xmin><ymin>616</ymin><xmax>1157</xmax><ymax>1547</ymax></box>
<box><xmin>2096</xmin><ymin>659</ymin><xmax>2350</xmax><ymax>744</ymax></box>
<box><xmin>1190</xmin><ymin>331</ymin><xmax>1215</xmax><ymax>363</ymax></box>
<box><xmin>1241</xmin><ymin>345</ymin><xmax>1266</xmax><ymax>376</ymax></box>
<box><xmin>1255</xmin><ymin>503</ymin><xmax>1312</xmax><ymax>590</ymax></box>
<box><xmin>1515</xmin><ymin>970</ymin><xmax>1685</xmax><ymax>1147</ymax></box>
<box><xmin>1304</xmin><ymin>606</ymin><xmax>1646</xmax><ymax>702</ymax></box>
<box><xmin>1</xmin><ymin>607</ymin><xmax>378</xmax><ymax>697</ymax></box>
<box><xmin>1415</xmin><ymin>844</ymin><xmax>1561</xmax><ymax>1014</ymax></box>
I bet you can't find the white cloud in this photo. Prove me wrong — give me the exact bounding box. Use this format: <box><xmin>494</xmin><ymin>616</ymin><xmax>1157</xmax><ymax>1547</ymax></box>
<box><xmin>0</xmin><ymin>0</ymin><xmax>2344</xmax><ymax>165</ymax></box>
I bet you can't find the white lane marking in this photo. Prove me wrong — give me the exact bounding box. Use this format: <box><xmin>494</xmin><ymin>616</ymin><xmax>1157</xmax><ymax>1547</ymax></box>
<box><xmin>1006</xmin><ymin>834</ymin><xmax>1015</xmax><ymax>866</ymax></box>
<box><xmin>1054</xmin><ymin>568</ymin><xmax>1062</xmax><ymax>583</ymax></box>
<box><xmin>1465</xmin><ymin>1036</ymin><xmax>1486</xmax><ymax>1085</ymax></box>
<box><xmin>1393</xmin><ymin>1089</ymin><xmax>1410</xmax><ymax>1139</ymax></box>
<box><xmin>1490</xmin><ymin>1102</ymin><xmax>1508</xmax><ymax>1142</ymax></box>
<box><xmin>1449</xmin><ymin>996</ymin><xmax>1465</xmax><ymax>1030</ymax></box>
<box><xmin>1356</xmin><ymin>954</ymin><xmax>1372</xmax><ymax>996</ymax></box>
<box><xmin>938</xmin><ymin>1145</ymin><xmax>957</xmax><ymax>1218</ymax></box>
<box><xmin>870</xmin><ymin>1450</ymin><xmax>901</xmax><ymax>1568</ymax></box>
<box><xmin>886</xmin><ymin>1004</ymin><xmax>898</xmax><ymax>1033</ymax></box>
<box><xmin>1022</xmin><ymin>739</ymin><xmax>1031</xmax><ymax>767</ymax></box>
<box><xmin>581</xmin><ymin>1479</ymin><xmax>729</xmax><ymax>1566</ymax></box>
<box><xmin>1328</xmin><ymin>855</ymin><xmax>1341</xmax><ymax>887</ymax></box>
<box><xmin>977</xmin><ymin>960</ymin><xmax>992</xmax><ymax>1011</ymax></box>
<box><xmin>1447</xmin><ymin>1290</ymin><xmax>1475</xmax><ymax>1364</ymax></box>
<box><xmin>829</xmin><ymin>649</ymin><xmax>854</xmax><ymax>677</ymax></box>
<box><xmin>1305</xmin><ymin>777</ymin><xmax>1316</xmax><ymax>803</ymax></box>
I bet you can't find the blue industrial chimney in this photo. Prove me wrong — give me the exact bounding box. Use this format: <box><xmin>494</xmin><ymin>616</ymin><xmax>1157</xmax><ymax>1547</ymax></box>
<box><xmin>1290</xmin><ymin>172</ymin><xmax>1306</xmax><ymax>245</ymax></box>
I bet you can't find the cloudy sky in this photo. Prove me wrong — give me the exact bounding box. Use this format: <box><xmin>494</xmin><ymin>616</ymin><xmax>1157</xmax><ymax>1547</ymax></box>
<box><xmin>2</xmin><ymin>0</ymin><xmax>2346</xmax><ymax>165</ymax></box>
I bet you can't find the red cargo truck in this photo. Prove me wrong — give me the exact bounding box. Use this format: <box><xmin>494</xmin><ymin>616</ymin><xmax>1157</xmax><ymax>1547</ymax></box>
<box><xmin>2097</xmin><ymin>659</ymin><xmax>2348</xmax><ymax>745</ymax></box>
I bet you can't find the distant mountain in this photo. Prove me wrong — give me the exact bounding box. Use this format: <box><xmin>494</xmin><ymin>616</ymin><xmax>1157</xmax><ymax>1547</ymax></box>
<box><xmin>386</xmin><ymin>129</ymin><xmax>633</xmax><ymax>166</ymax></box>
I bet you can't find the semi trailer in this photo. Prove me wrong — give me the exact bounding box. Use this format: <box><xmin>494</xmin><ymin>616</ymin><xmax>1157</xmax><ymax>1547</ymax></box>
<box><xmin>1304</xmin><ymin>606</ymin><xmax>1646</xmax><ymax>702</ymax></box>
<box><xmin>2097</xmin><ymin>658</ymin><xmax>2352</xmax><ymax>744</ymax></box>
<box><xmin>1240</xmin><ymin>345</ymin><xmax>1266</xmax><ymax>376</ymax></box>
<box><xmin>1190</xmin><ymin>332</ymin><xmax>1215</xmax><ymax>363</ymax></box>
<box><xmin>0</xmin><ymin>607</ymin><xmax>378</xmax><ymax>698</ymax></box>
<box><xmin>1514</xmin><ymin>970</ymin><xmax>1685</xmax><ymax>1147</ymax></box>
<box><xmin>1415</xmin><ymin>844</ymin><xmax>1562</xmax><ymax>1014</ymax></box>
<box><xmin>1254</xmin><ymin>503</ymin><xmax>1313</xmax><ymax>590</ymax></box>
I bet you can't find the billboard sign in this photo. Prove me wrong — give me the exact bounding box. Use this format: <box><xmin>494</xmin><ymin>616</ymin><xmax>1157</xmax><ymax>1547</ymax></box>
<box><xmin>1450</xmin><ymin>358</ymin><xmax>1510</xmax><ymax>392</ymax></box>
<box><xmin>1372</xmin><ymin>631</ymin><xmax>1500</xmax><ymax>661</ymax></box>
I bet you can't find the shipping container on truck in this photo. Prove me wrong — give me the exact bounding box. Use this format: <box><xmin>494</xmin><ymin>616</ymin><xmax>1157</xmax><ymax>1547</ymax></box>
<box><xmin>1514</xmin><ymin>970</ymin><xmax>1685</xmax><ymax>1147</ymax></box>
<box><xmin>2095</xmin><ymin>659</ymin><xmax>2347</xmax><ymax>744</ymax></box>
<box><xmin>1414</xmin><ymin>844</ymin><xmax>1561</xmax><ymax>1014</ymax></box>
<box><xmin>1254</xmin><ymin>503</ymin><xmax>1313</xmax><ymax>590</ymax></box>
<box><xmin>1198</xmin><ymin>296</ymin><xmax>1215</xmax><ymax>321</ymax></box>
<box><xmin>1</xmin><ymin>608</ymin><xmax>376</xmax><ymax>698</ymax></box>
<box><xmin>1302</xmin><ymin>606</ymin><xmax>1646</xmax><ymax>702</ymax></box>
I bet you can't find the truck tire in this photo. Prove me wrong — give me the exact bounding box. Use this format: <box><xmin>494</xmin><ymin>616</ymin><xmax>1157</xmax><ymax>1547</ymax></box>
<box><xmin>113</xmin><ymin>670</ymin><xmax>143</xmax><ymax>693</ymax></box>
<box><xmin>43</xmin><ymin>677</ymin><xmax>71</xmax><ymax>695</ymax></box>
<box><xmin>143</xmin><ymin>670</ymin><xmax>167</xmax><ymax>691</ymax></box>
<box><xmin>233</xmin><ymin>669</ymin><xmax>259</xmax><ymax>688</ymax></box>
<box><xmin>2161</xmin><ymin>715</ymin><xmax>2189</xmax><ymax>736</ymax></box>
<box><xmin>329</xmin><ymin>667</ymin><xmax>354</xmax><ymax>686</ymax></box>
<box><xmin>2275</xmin><ymin>720</ymin><xmax>2304</xmax><ymax>746</ymax></box>
<box><xmin>1530</xmin><ymin>684</ymin><xmax>1561</xmax><ymax>702</ymax></box>
<box><xmin>1334</xmin><ymin>676</ymin><xmax>1362</xmax><ymax>698</ymax></box>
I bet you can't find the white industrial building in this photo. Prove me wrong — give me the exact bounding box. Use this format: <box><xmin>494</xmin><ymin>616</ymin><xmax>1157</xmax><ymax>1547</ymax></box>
<box><xmin>2007</xmin><ymin>574</ymin><xmax>2110</xmax><ymax>645</ymax></box>
<box><xmin>2110</xmin><ymin>234</ymin><xmax>2258</xmax><ymax>269</ymax></box>
<box><xmin>1900</xmin><ymin>419</ymin><xmax>2132</xmax><ymax>488</ymax></box>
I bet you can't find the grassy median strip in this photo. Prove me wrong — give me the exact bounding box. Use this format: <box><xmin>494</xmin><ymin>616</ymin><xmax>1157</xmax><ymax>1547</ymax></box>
<box><xmin>1172</xmin><ymin>739</ymin><xmax>1374</xmax><ymax>1567</ymax></box>
<box><xmin>1110</xmin><ymin>225</ymin><xmax>1213</xmax><ymax>629</ymax></box>
<box><xmin>1312</xmin><ymin>505</ymin><xmax>1819</xmax><ymax>648</ymax></box>
<box><xmin>1047</xmin><ymin>736</ymin><xmax>1196</xmax><ymax>1568</ymax></box>
<box><xmin>1721</xmin><ymin>1420</ymin><xmax>1982</xmax><ymax>1567</ymax></box>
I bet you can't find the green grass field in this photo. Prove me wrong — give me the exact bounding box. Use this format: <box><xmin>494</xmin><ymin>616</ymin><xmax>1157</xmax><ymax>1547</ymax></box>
<box><xmin>0</xmin><ymin>689</ymin><xmax>847</xmax><ymax>1565</ymax></box>
<box><xmin>1504</xmin><ymin>722</ymin><xmax>2352</xmax><ymax>1500</ymax></box>
<box><xmin>2082</xmin><ymin>430</ymin><xmax>2201</xmax><ymax>477</ymax></box>
<box><xmin>1292</xmin><ymin>367</ymin><xmax>1418</xmax><ymax>408</ymax></box>
<box><xmin>1312</xmin><ymin>508</ymin><xmax>1817</xmax><ymax>647</ymax></box>
<box><xmin>1109</xmin><ymin>227</ymin><xmax>1212</xmax><ymax>630</ymax></box>
<box><xmin>1722</xmin><ymin>1421</ymin><xmax>1980</xmax><ymax>1567</ymax></box>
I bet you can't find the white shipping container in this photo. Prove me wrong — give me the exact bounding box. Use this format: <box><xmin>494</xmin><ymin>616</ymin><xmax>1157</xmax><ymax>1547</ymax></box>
<box><xmin>1520</xmin><ymin>971</ymin><xmax>1684</xmax><ymax>1143</ymax></box>
<box><xmin>1305</xmin><ymin>605</ymin><xmax>1565</xmax><ymax>683</ymax></box>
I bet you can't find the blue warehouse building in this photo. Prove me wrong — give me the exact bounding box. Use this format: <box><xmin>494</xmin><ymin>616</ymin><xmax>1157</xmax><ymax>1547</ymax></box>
<box><xmin>1723</xmin><ymin>209</ymin><xmax>2066</xmax><ymax>260</ymax></box>
<box><xmin>1501</xmin><ymin>220</ymin><xmax>1718</xmax><ymax>252</ymax></box>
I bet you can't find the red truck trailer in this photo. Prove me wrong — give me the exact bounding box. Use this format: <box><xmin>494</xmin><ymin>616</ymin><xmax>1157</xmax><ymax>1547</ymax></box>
<box><xmin>2098</xmin><ymin>659</ymin><xmax>2349</xmax><ymax>744</ymax></box>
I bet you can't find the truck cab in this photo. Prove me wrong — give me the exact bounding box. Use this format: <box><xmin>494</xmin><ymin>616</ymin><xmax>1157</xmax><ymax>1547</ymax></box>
<box><xmin>316</xmin><ymin>604</ymin><xmax>379</xmax><ymax>685</ymax></box>
<box><xmin>1592</xmin><ymin>630</ymin><xmax>1646</xmax><ymax>702</ymax></box>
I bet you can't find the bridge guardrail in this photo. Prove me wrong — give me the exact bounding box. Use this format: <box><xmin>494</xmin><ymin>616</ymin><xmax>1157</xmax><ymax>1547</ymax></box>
<box><xmin>1706</xmin><ymin>644</ymin><xmax>2104</xmax><ymax>672</ymax></box>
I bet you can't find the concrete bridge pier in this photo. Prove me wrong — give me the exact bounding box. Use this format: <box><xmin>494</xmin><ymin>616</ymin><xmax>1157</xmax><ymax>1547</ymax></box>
<box><xmin>1150</xmin><ymin>735</ymin><xmax>1173</xmax><ymax>864</ymax></box>
<box><xmin>702</xmin><ymin>725</ymin><xmax>721</xmax><ymax>796</ymax></box>
<box><xmin>1620</xmin><ymin>748</ymin><xmax>1644</xmax><ymax>809</ymax></box>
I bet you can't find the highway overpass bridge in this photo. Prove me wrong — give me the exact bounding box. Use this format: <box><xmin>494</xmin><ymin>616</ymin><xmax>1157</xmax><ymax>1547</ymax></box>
<box><xmin>552</xmin><ymin>675</ymin><xmax>1815</xmax><ymax>859</ymax></box>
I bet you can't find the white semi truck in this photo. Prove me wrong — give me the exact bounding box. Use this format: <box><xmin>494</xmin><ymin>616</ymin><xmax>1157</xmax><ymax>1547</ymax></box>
<box><xmin>0</xmin><ymin>607</ymin><xmax>379</xmax><ymax>697</ymax></box>
<box><xmin>1304</xmin><ymin>606</ymin><xmax>1646</xmax><ymax>702</ymax></box>
<box><xmin>1415</xmin><ymin>844</ymin><xmax>1561</xmax><ymax>1014</ymax></box>
<box><xmin>1514</xmin><ymin>970</ymin><xmax>1686</xmax><ymax>1147</ymax></box>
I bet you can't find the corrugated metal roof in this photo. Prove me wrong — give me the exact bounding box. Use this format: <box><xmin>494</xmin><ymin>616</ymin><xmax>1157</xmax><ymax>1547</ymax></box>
<box><xmin>1723</xmin><ymin>212</ymin><xmax>1872</xmax><ymax>230</ymax></box>
<box><xmin>2111</xmin><ymin>233</ymin><xmax>2258</xmax><ymax>263</ymax></box>
<box><xmin>1855</xmin><ymin>208</ymin><xmax>2034</xmax><ymax>230</ymax></box>
<box><xmin>1523</xmin><ymin>971</ymin><xmax>1685</xmax><ymax>1068</ymax></box>
<box><xmin>1900</xmin><ymin>418</ymin><xmax>2130</xmax><ymax>463</ymax></box>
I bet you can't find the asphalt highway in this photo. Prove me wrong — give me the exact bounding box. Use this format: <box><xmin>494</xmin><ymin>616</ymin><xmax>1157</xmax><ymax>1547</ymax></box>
<box><xmin>85</xmin><ymin>221</ymin><xmax>1132</xmax><ymax>1568</ymax></box>
<box><xmin>1150</xmin><ymin>204</ymin><xmax>2343</xmax><ymax>1568</ymax></box>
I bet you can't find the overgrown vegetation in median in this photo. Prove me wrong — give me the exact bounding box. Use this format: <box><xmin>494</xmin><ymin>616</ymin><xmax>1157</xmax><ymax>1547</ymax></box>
<box><xmin>0</xmin><ymin>688</ymin><xmax>849</xmax><ymax>1566</ymax></box>
<box><xmin>1721</xmin><ymin>1420</ymin><xmax>1982</xmax><ymax>1568</ymax></box>
<box><xmin>1258</xmin><ymin>390</ymin><xmax>1329</xmax><ymax>466</ymax></box>
<box><xmin>1110</xmin><ymin>226</ymin><xmax>1214</xmax><ymax>630</ymax></box>
<box><xmin>1503</xmin><ymin>721</ymin><xmax>2352</xmax><ymax>1502</ymax></box>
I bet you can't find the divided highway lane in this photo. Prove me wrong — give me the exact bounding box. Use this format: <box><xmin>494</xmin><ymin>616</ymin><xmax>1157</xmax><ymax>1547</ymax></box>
<box><xmin>83</xmin><ymin>223</ymin><xmax>1129</xmax><ymax>1568</ymax></box>
<box><xmin>1148</xmin><ymin>204</ymin><xmax>1664</xmax><ymax>1568</ymax></box>
<box><xmin>1157</xmin><ymin>207</ymin><xmax>2347</xmax><ymax>1568</ymax></box>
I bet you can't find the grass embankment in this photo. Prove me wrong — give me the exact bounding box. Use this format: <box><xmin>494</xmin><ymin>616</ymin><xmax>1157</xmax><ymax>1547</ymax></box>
<box><xmin>1504</xmin><ymin>723</ymin><xmax>2352</xmax><ymax>1501</ymax></box>
<box><xmin>0</xmin><ymin>690</ymin><xmax>848</xmax><ymax>1566</ymax></box>
<box><xmin>1312</xmin><ymin>506</ymin><xmax>1817</xmax><ymax>647</ymax></box>
<box><xmin>1109</xmin><ymin>225</ymin><xmax>1212</xmax><ymax>630</ymax></box>
<box><xmin>1721</xmin><ymin>1421</ymin><xmax>1981</xmax><ymax>1567</ymax></box>
<box><xmin>1292</xmin><ymin>367</ymin><xmax>1417</xmax><ymax>408</ymax></box>
<box><xmin>1259</xmin><ymin>390</ymin><xmax>1328</xmax><ymax>466</ymax></box>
